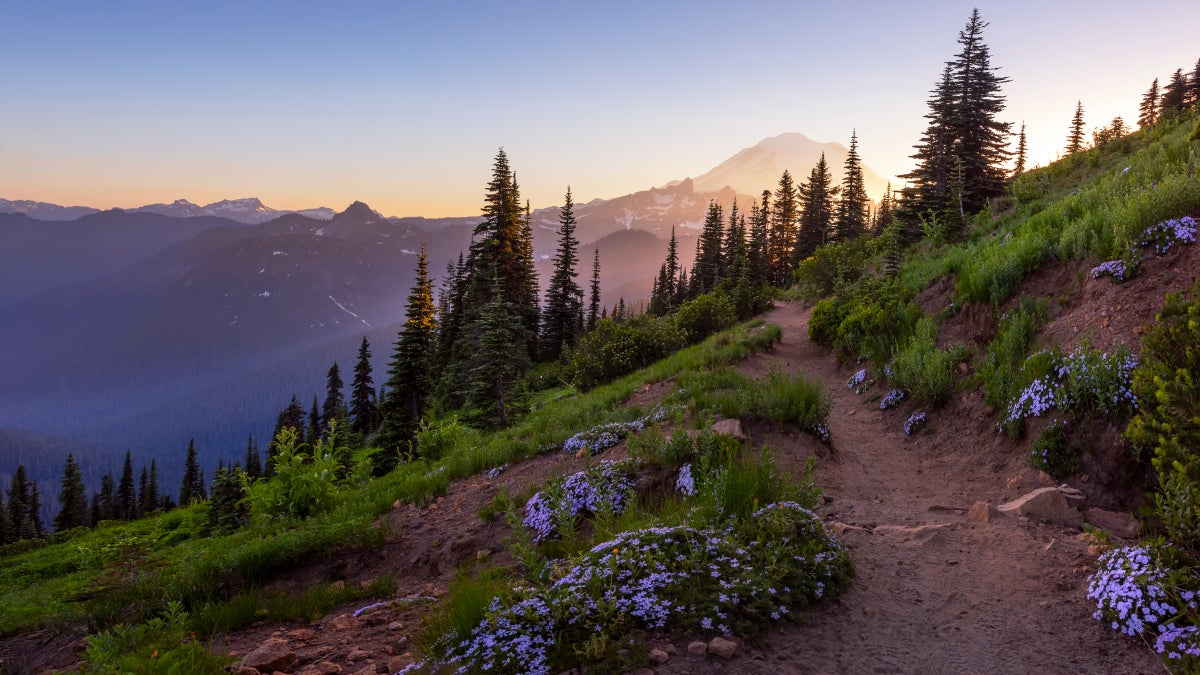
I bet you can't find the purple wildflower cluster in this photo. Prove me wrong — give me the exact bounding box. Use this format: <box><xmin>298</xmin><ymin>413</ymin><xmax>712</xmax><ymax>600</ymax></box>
<box><xmin>561</xmin><ymin>407</ymin><xmax>674</xmax><ymax>456</ymax></box>
<box><xmin>1089</xmin><ymin>259</ymin><xmax>1132</xmax><ymax>282</ymax></box>
<box><xmin>1091</xmin><ymin>216</ymin><xmax>1196</xmax><ymax>284</ymax></box>
<box><xmin>880</xmin><ymin>389</ymin><xmax>905</xmax><ymax>410</ymax></box>
<box><xmin>1088</xmin><ymin>545</ymin><xmax>1200</xmax><ymax>661</ymax></box>
<box><xmin>1003</xmin><ymin>348</ymin><xmax>1138</xmax><ymax>431</ymax></box>
<box><xmin>903</xmin><ymin>411</ymin><xmax>927</xmax><ymax>436</ymax></box>
<box><xmin>486</xmin><ymin>464</ymin><xmax>509</xmax><ymax>479</ymax></box>
<box><xmin>846</xmin><ymin>369</ymin><xmax>873</xmax><ymax>394</ymax></box>
<box><xmin>1140</xmin><ymin>216</ymin><xmax>1197</xmax><ymax>256</ymax></box>
<box><xmin>809</xmin><ymin>422</ymin><xmax>831</xmax><ymax>444</ymax></box>
<box><xmin>676</xmin><ymin>464</ymin><xmax>696</xmax><ymax>496</ymax></box>
<box><xmin>522</xmin><ymin>461</ymin><xmax>636</xmax><ymax>542</ymax></box>
<box><xmin>429</xmin><ymin>503</ymin><xmax>851</xmax><ymax>674</ymax></box>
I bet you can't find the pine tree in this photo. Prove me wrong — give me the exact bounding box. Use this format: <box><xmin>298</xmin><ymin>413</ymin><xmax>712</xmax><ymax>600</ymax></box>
<box><xmin>1138</xmin><ymin>78</ymin><xmax>1160</xmax><ymax>128</ymax></box>
<box><xmin>96</xmin><ymin>472</ymin><xmax>116</xmax><ymax>523</ymax></box>
<box><xmin>540</xmin><ymin>187</ymin><xmax>585</xmax><ymax>361</ymax></box>
<box><xmin>1013</xmin><ymin>122</ymin><xmax>1027</xmax><ymax>177</ymax></box>
<box><xmin>0</xmin><ymin>488</ymin><xmax>9</xmax><ymax>544</ymax></box>
<box><xmin>435</xmin><ymin>252</ymin><xmax>467</xmax><ymax>376</ymax></box>
<box><xmin>587</xmin><ymin>249</ymin><xmax>601</xmax><ymax>331</ymax></box>
<box><xmin>307</xmin><ymin>396</ymin><xmax>321</xmax><ymax>442</ymax></box>
<box><xmin>272</xmin><ymin>394</ymin><xmax>307</xmax><ymax>459</ymax></box>
<box><xmin>117</xmin><ymin>450</ymin><xmax>136</xmax><ymax>520</ymax></box>
<box><xmin>768</xmin><ymin>170</ymin><xmax>800</xmax><ymax>285</ymax></box>
<box><xmin>379</xmin><ymin>244</ymin><xmax>439</xmax><ymax>465</ymax></box>
<box><xmin>833</xmin><ymin>130</ymin><xmax>869</xmax><ymax>242</ymax></box>
<box><xmin>27</xmin><ymin>483</ymin><xmax>42</xmax><ymax>537</ymax></box>
<box><xmin>748</xmin><ymin>192</ymin><xmax>770</xmax><ymax>284</ymax></box>
<box><xmin>900</xmin><ymin>10</ymin><xmax>1011</xmax><ymax>229</ymax></box>
<box><xmin>144</xmin><ymin>459</ymin><xmax>161</xmax><ymax>514</ymax></box>
<box><xmin>664</xmin><ymin>226</ymin><xmax>679</xmax><ymax>304</ymax></box>
<box><xmin>720</xmin><ymin>200</ymin><xmax>742</xmax><ymax>278</ymax></box>
<box><xmin>1162</xmin><ymin>68</ymin><xmax>1188</xmax><ymax>116</ymax></box>
<box><xmin>440</xmin><ymin>150</ymin><xmax>540</xmax><ymax>403</ymax></box>
<box><xmin>1066</xmin><ymin>101</ymin><xmax>1086</xmax><ymax>155</ymax></box>
<box><xmin>349</xmin><ymin>337</ymin><xmax>378</xmax><ymax>438</ymax></box>
<box><xmin>466</xmin><ymin>273</ymin><xmax>530</xmax><ymax>427</ymax></box>
<box><xmin>795</xmin><ymin>154</ymin><xmax>838</xmax><ymax>263</ymax></box>
<box><xmin>873</xmin><ymin>183</ymin><xmax>895</xmax><ymax>233</ymax></box>
<box><xmin>694</xmin><ymin>200</ymin><xmax>724</xmax><ymax>293</ymax></box>
<box><xmin>54</xmin><ymin>455</ymin><xmax>88</xmax><ymax>532</ymax></box>
<box><xmin>948</xmin><ymin>9</ymin><xmax>1012</xmax><ymax>213</ymax></box>
<box><xmin>1188</xmin><ymin>59</ymin><xmax>1200</xmax><ymax>109</ymax></box>
<box><xmin>7</xmin><ymin>465</ymin><xmax>30</xmax><ymax>540</ymax></box>
<box><xmin>179</xmin><ymin>439</ymin><xmax>205</xmax><ymax>505</ymax></box>
<box><xmin>898</xmin><ymin>65</ymin><xmax>957</xmax><ymax>225</ymax></box>
<box><xmin>137</xmin><ymin>466</ymin><xmax>149</xmax><ymax>516</ymax></box>
<box><xmin>243</xmin><ymin>436</ymin><xmax>262</xmax><ymax>481</ymax></box>
<box><xmin>208</xmin><ymin>465</ymin><xmax>247</xmax><ymax>532</ymax></box>
<box><xmin>322</xmin><ymin>362</ymin><xmax>345</xmax><ymax>432</ymax></box>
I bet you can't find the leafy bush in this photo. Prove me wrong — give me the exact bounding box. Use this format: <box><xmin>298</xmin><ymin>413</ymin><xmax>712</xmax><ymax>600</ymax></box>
<box><xmin>244</xmin><ymin>427</ymin><xmax>343</xmax><ymax>520</ymax></box>
<box><xmin>955</xmin><ymin>228</ymin><xmax>1054</xmax><ymax>306</ymax></box>
<box><xmin>572</xmin><ymin>316</ymin><xmax>687</xmax><ymax>390</ymax></box>
<box><xmin>84</xmin><ymin>601</ymin><xmax>233</xmax><ymax>674</ymax></box>
<box><xmin>978</xmin><ymin>297</ymin><xmax>1048</xmax><ymax>408</ymax></box>
<box><xmin>1001</xmin><ymin>346</ymin><xmax>1138</xmax><ymax>437</ymax></box>
<box><xmin>1028</xmin><ymin>419</ymin><xmax>1078</xmax><ymax>479</ymax></box>
<box><xmin>792</xmin><ymin>237</ymin><xmax>874</xmax><ymax>301</ymax></box>
<box><xmin>414</xmin><ymin>416</ymin><xmax>481</xmax><ymax>463</ymax></box>
<box><xmin>808</xmin><ymin>295</ymin><xmax>849</xmax><ymax>346</ymax></box>
<box><xmin>828</xmin><ymin>281</ymin><xmax>922</xmax><ymax>367</ymax></box>
<box><xmin>1126</xmin><ymin>280</ymin><xmax>1200</xmax><ymax>552</ymax></box>
<box><xmin>890</xmin><ymin>317</ymin><xmax>966</xmax><ymax>407</ymax></box>
<box><xmin>674</xmin><ymin>292</ymin><xmax>737</xmax><ymax>342</ymax></box>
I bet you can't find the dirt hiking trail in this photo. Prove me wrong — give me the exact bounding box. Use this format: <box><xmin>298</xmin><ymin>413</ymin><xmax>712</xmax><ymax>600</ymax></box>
<box><xmin>658</xmin><ymin>301</ymin><xmax>1158</xmax><ymax>674</ymax></box>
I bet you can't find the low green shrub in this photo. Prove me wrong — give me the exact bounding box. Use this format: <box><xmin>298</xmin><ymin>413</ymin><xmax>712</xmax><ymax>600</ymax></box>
<box><xmin>572</xmin><ymin>316</ymin><xmax>687</xmax><ymax>390</ymax></box>
<box><xmin>1126</xmin><ymin>280</ymin><xmax>1200</xmax><ymax>554</ymax></box>
<box><xmin>831</xmin><ymin>282</ymin><xmax>922</xmax><ymax>367</ymax></box>
<box><xmin>1028</xmin><ymin>419</ymin><xmax>1078</xmax><ymax>479</ymax></box>
<box><xmin>84</xmin><ymin>601</ymin><xmax>233</xmax><ymax>674</ymax></box>
<box><xmin>792</xmin><ymin>237</ymin><xmax>875</xmax><ymax>301</ymax></box>
<box><xmin>674</xmin><ymin>292</ymin><xmax>737</xmax><ymax>342</ymax></box>
<box><xmin>890</xmin><ymin>318</ymin><xmax>966</xmax><ymax>407</ymax></box>
<box><xmin>978</xmin><ymin>297</ymin><xmax>1049</xmax><ymax>408</ymax></box>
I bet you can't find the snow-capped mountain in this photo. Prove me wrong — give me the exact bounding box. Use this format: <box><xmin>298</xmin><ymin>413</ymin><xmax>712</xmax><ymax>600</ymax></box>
<box><xmin>131</xmin><ymin>197</ymin><xmax>336</xmax><ymax>224</ymax></box>
<box><xmin>0</xmin><ymin>198</ymin><xmax>99</xmax><ymax>221</ymax></box>
<box><xmin>692</xmin><ymin>132</ymin><xmax>890</xmax><ymax>201</ymax></box>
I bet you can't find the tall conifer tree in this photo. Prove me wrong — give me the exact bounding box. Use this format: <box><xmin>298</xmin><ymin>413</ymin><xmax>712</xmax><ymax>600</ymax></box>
<box><xmin>179</xmin><ymin>439</ymin><xmax>205</xmax><ymax>505</ymax></box>
<box><xmin>7</xmin><ymin>465</ymin><xmax>31</xmax><ymax>540</ymax></box>
<box><xmin>349</xmin><ymin>337</ymin><xmax>379</xmax><ymax>438</ymax></box>
<box><xmin>1188</xmin><ymin>59</ymin><xmax>1200</xmax><ymax>109</ymax></box>
<box><xmin>541</xmin><ymin>187</ymin><xmax>585</xmax><ymax>361</ymax></box>
<box><xmin>1013</xmin><ymin>122</ymin><xmax>1027</xmax><ymax>177</ymax></box>
<box><xmin>27</xmin><ymin>483</ymin><xmax>42</xmax><ymax>537</ymax></box>
<box><xmin>694</xmin><ymin>201</ymin><xmax>724</xmax><ymax>293</ymax></box>
<box><xmin>143</xmin><ymin>459</ymin><xmax>160</xmax><ymax>514</ymax></box>
<box><xmin>833</xmin><ymin>131</ymin><xmax>869</xmax><ymax>242</ymax></box>
<box><xmin>117</xmin><ymin>450</ymin><xmax>136</xmax><ymax>520</ymax></box>
<box><xmin>378</xmin><ymin>243</ymin><xmax>438</xmax><ymax>465</ymax></box>
<box><xmin>0</xmin><ymin>489</ymin><xmax>9</xmax><ymax>544</ymax></box>
<box><xmin>1138</xmin><ymin>78</ymin><xmax>1160</xmax><ymax>128</ymax></box>
<box><xmin>795</xmin><ymin>154</ymin><xmax>838</xmax><ymax>263</ymax></box>
<box><xmin>322</xmin><ymin>362</ymin><xmax>345</xmax><ymax>431</ymax></box>
<box><xmin>1162</xmin><ymin>68</ymin><xmax>1188</xmax><ymax>116</ymax></box>
<box><xmin>54</xmin><ymin>456</ymin><xmax>88</xmax><ymax>531</ymax></box>
<box><xmin>1066</xmin><ymin>101</ymin><xmax>1086</xmax><ymax>155</ymax></box>
<box><xmin>899</xmin><ymin>10</ymin><xmax>1010</xmax><ymax>229</ymax></box>
<box><xmin>466</xmin><ymin>274</ymin><xmax>530</xmax><ymax>427</ymax></box>
<box><xmin>768</xmin><ymin>171</ymin><xmax>799</xmax><ymax>285</ymax></box>
<box><xmin>587</xmin><ymin>249</ymin><xmax>601</xmax><ymax>331</ymax></box>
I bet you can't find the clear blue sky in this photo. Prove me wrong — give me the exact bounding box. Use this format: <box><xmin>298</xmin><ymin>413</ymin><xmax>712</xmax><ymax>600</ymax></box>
<box><xmin>1</xmin><ymin>1</ymin><xmax>1196</xmax><ymax>216</ymax></box>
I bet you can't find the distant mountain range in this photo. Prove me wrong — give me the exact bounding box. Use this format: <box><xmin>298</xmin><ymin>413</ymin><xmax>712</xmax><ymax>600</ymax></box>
<box><xmin>0</xmin><ymin>197</ymin><xmax>336</xmax><ymax>225</ymax></box>
<box><xmin>0</xmin><ymin>132</ymin><xmax>883</xmax><ymax>497</ymax></box>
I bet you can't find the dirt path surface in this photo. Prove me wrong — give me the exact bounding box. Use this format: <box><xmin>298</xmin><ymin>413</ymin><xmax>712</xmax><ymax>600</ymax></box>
<box><xmin>655</xmin><ymin>302</ymin><xmax>1158</xmax><ymax>674</ymax></box>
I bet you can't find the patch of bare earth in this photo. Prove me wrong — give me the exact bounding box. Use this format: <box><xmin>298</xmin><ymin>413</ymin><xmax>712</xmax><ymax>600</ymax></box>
<box><xmin>653</xmin><ymin>302</ymin><xmax>1158</xmax><ymax>674</ymax></box>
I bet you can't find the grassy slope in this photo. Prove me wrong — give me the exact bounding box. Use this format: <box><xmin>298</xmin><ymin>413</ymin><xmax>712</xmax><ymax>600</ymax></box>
<box><xmin>0</xmin><ymin>320</ymin><xmax>782</xmax><ymax>637</ymax></box>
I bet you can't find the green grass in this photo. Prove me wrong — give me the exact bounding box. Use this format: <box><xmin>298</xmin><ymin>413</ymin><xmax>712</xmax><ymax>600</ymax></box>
<box><xmin>0</xmin><ymin>317</ymin><xmax>784</xmax><ymax>640</ymax></box>
<box><xmin>890</xmin><ymin>317</ymin><xmax>968</xmax><ymax>407</ymax></box>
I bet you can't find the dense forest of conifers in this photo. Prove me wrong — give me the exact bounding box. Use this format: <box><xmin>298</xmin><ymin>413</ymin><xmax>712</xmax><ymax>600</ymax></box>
<box><xmin>3</xmin><ymin>8</ymin><xmax>1199</xmax><ymax>546</ymax></box>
